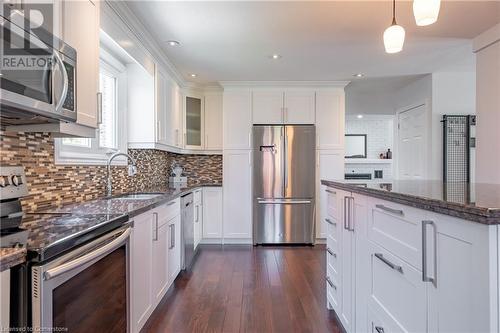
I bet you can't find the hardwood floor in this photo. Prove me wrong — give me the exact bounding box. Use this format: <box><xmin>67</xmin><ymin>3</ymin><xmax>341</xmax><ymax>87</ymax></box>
<box><xmin>142</xmin><ymin>245</ymin><xmax>342</xmax><ymax>333</ymax></box>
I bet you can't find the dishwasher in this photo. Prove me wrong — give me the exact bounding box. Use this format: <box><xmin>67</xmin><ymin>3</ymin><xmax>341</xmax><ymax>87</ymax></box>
<box><xmin>181</xmin><ymin>193</ymin><xmax>196</xmax><ymax>269</ymax></box>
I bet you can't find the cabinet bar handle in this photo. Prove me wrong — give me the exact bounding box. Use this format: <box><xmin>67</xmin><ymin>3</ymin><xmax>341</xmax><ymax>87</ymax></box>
<box><xmin>167</xmin><ymin>201</ymin><xmax>176</xmax><ymax>206</ymax></box>
<box><xmin>422</xmin><ymin>220</ymin><xmax>437</xmax><ymax>285</ymax></box>
<box><xmin>375</xmin><ymin>326</ymin><xmax>385</xmax><ymax>333</ymax></box>
<box><xmin>343</xmin><ymin>197</ymin><xmax>349</xmax><ymax>230</ymax></box>
<box><xmin>97</xmin><ymin>92</ymin><xmax>103</xmax><ymax>124</ymax></box>
<box><xmin>375</xmin><ymin>204</ymin><xmax>404</xmax><ymax>216</ymax></box>
<box><xmin>374</xmin><ymin>253</ymin><xmax>403</xmax><ymax>274</ymax></box>
<box><xmin>325</xmin><ymin>218</ymin><xmax>336</xmax><ymax>226</ymax></box>
<box><xmin>153</xmin><ymin>212</ymin><xmax>159</xmax><ymax>241</ymax></box>
<box><xmin>325</xmin><ymin>189</ymin><xmax>336</xmax><ymax>194</ymax></box>
<box><xmin>326</xmin><ymin>248</ymin><xmax>337</xmax><ymax>258</ymax></box>
<box><xmin>348</xmin><ymin>197</ymin><xmax>355</xmax><ymax>231</ymax></box>
<box><xmin>326</xmin><ymin>276</ymin><xmax>336</xmax><ymax>290</ymax></box>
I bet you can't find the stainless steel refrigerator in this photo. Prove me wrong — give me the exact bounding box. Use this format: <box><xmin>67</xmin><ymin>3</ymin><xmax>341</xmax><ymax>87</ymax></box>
<box><xmin>253</xmin><ymin>125</ymin><xmax>316</xmax><ymax>244</ymax></box>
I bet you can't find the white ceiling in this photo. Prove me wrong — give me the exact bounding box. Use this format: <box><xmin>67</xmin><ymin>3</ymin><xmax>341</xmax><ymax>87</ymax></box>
<box><xmin>125</xmin><ymin>1</ymin><xmax>500</xmax><ymax>84</ymax></box>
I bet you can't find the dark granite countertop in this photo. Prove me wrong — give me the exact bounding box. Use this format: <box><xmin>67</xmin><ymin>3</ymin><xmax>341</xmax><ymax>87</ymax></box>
<box><xmin>44</xmin><ymin>182</ymin><xmax>221</xmax><ymax>217</ymax></box>
<box><xmin>0</xmin><ymin>247</ymin><xmax>26</xmax><ymax>271</ymax></box>
<box><xmin>12</xmin><ymin>182</ymin><xmax>222</xmax><ymax>263</ymax></box>
<box><xmin>321</xmin><ymin>179</ymin><xmax>500</xmax><ymax>225</ymax></box>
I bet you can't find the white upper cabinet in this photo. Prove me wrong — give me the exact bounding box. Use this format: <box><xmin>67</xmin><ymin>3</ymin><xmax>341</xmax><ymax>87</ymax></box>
<box><xmin>223</xmin><ymin>89</ymin><xmax>253</xmax><ymax>150</ymax></box>
<box><xmin>284</xmin><ymin>91</ymin><xmax>315</xmax><ymax>124</ymax></box>
<box><xmin>251</xmin><ymin>90</ymin><xmax>316</xmax><ymax>125</ymax></box>
<box><xmin>204</xmin><ymin>91</ymin><xmax>223</xmax><ymax>150</ymax></box>
<box><xmin>252</xmin><ymin>90</ymin><xmax>283</xmax><ymax>124</ymax></box>
<box><xmin>316</xmin><ymin>89</ymin><xmax>345</xmax><ymax>149</ymax></box>
<box><xmin>184</xmin><ymin>93</ymin><xmax>204</xmax><ymax>150</ymax></box>
<box><xmin>62</xmin><ymin>0</ymin><xmax>99</xmax><ymax>129</ymax></box>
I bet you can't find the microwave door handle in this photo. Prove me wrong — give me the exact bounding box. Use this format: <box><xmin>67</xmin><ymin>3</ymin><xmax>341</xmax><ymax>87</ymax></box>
<box><xmin>44</xmin><ymin>227</ymin><xmax>131</xmax><ymax>281</ymax></box>
<box><xmin>53</xmin><ymin>51</ymin><xmax>68</xmax><ymax>112</ymax></box>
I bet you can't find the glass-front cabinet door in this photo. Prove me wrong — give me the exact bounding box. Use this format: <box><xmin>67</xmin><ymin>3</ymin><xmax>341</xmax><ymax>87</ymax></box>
<box><xmin>184</xmin><ymin>95</ymin><xmax>204</xmax><ymax>149</ymax></box>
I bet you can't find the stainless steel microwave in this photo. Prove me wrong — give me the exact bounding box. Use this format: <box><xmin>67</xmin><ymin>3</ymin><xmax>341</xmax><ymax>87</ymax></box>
<box><xmin>0</xmin><ymin>15</ymin><xmax>77</xmax><ymax>125</ymax></box>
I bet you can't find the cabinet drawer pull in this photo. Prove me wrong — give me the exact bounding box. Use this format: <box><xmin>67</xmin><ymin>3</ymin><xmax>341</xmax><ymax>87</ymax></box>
<box><xmin>153</xmin><ymin>212</ymin><xmax>159</xmax><ymax>241</ymax></box>
<box><xmin>375</xmin><ymin>204</ymin><xmax>404</xmax><ymax>216</ymax></box>
<box><xmin>326</xmin><ymin>189</ymin><xmax>336</xmax><ymax>194</ymax></box>
<box><xmin>325</xmin><ymin>218</ymin><xmax>336</xmax><ymax>226</ymax></box>
<box><xmin>422</xmin><ymin>220</ymin><xmax>437</xmax><ymax>284</ymax></box>
<box><xmin>374</xmin><ymin>326</ymin><xmax>385</xmax><ymax>333</ymax></box>
<box><xmin>167</xmin><ymin>201</ymin><xmax>177</xmax><ymax>206</ymax></box>
<box><xmin>326</xmin><ymin>248</ymin><xmax>337</xmax><ymax>258</ymax></box>
<box><xmin>326</xmin><ymin>276</ymin><xmax>337</xmax><ymax>290</ymax></box>
<box><xmin>374</xmin><ymin>253</ymin><xmax>403</xmax><ymax>274</ymax></box>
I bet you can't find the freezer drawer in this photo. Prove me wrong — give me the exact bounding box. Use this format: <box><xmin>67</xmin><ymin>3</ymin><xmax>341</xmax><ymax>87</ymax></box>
<box><xmin>253</xmin><ymin>199</ymin><xmax>315</xmax><ymax>244</ymax></box>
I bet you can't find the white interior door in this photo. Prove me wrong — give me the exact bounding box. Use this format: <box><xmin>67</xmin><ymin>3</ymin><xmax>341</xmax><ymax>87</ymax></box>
<box><xmin>397</xmin><ymin>104</ymin><xmax>427</xmax><ymax>179</ymax></box>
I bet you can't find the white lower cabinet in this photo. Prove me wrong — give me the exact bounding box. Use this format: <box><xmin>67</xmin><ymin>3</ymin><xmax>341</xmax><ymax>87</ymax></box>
<box><xmin>131</xmin><ymin>199</ymin><xmax>181</xmax><ymax>333</ymax></box>
<box><xmin>194</xmin><ymin>189</ymin><xmax>203</xmax><ymax>249</ymax></box>
<box><xmin>167</xmin><ymin>214</ymin><xmax>181</xmax><ymax>285</ymax></box>
<box><xmin>324</xmin><ymin>186</ymin><xmax>499</xmax><ymax>333</ymax></box>
<box><xmin>223</xmin><ymin>150</ymin><xmax>252</xmax><ymax>241</ymax></box>
<box><xmin>202</xmin><ymin>187</ymin><xmax>223</xmax><ymax>241</ymax></box>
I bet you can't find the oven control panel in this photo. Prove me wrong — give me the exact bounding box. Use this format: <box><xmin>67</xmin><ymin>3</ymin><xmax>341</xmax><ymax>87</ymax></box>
<box><xmin>0</xmin><ymin>166</ymin><xmax>28</xmax><ymax>200</ymax></box>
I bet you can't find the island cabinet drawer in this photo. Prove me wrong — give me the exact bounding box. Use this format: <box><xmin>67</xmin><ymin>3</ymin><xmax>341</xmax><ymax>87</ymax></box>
<box><xmin>325</xmin><ymin>215</ymin><xmax>340</xmax><ymax>242</ymax></box>
<box><xmin>325</xmin><ymin>187</ymin><xmax>339</xmax><ymax>219</ymax></box>
<box><xmin>326</xmin><ymin>240</ymin><xmax>340</xmax><ymax>275</ymax></box>
<box><xmin>326</xmin><ymin>268</ymin><xmax>340</xmax><ymax>313</ymax></box>
<box><xmin>367</xmin><ymin>241</ymin><xmax>427</xmax><ymax>333</ymax></box>
<box><xmin>367</xmin><ymin>303</ymin><xmax>403</xmax><ymax>333</ymax></box>
<box><xmin>155</xmin><ymin>198</ymin><xmax>180</xmax><ymax>225</ymax></box>
<box><xmin>368</xmin><ymin>198</ymin><xmax>423</xmax><ymax>270</ymax></box>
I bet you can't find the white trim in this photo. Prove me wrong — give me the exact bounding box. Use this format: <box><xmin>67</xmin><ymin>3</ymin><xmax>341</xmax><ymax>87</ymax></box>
<box><xmin>315</xmin><ymin>238</ymin><xmax>326</xmax><ymax>245</ymax></box>
<box><xmin>103</xmin><ymin>0</ymin><xmax>185</xmax><ymax>85</ymax></box>
<box><xmin>127</xmin><ymin>142</ymin><xmax>222</xmax><ymax>155</ymax></box>
<box><xmin>219</xmin><ymin>80</ymin><xmax>350</xmax><ymax>88</ymax></box>
<box><xmin>473</xmin><ymin>23</ymin><xmax>500</xmax><ymax>53</ymax></box>
<box><xmin>222</xmin><ymin>238</ymin><xmax>253</xmax><ymax>245</ymax></box>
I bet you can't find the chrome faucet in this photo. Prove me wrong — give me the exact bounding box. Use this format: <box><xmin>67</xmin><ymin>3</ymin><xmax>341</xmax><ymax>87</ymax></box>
<box><xmin>106</xmin><ymin>152</ymin><xmax>137</xmax><ymax>197</ymax></box>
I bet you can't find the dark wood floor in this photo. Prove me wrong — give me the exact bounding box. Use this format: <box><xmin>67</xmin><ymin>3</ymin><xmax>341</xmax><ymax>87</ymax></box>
<box><xmin>141</xmin><ymin>244</ymin><xmax>342</xmax><ymax>333</ymax></box>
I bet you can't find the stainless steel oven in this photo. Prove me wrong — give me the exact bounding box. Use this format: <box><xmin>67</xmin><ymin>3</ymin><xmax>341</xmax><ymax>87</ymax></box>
<box><xmin>31</xmin><ymin>226</ymin><xmax>131</xmax><ymax>332</ymax></box>
<box><xmin>0</xmin><ymin>14</ymin><xmax>77</xmax><ymax>125</ymax></box>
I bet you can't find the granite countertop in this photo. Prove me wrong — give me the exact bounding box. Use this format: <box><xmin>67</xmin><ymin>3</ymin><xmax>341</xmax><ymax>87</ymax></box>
<box><xmin>45</xmin><ymin>182</ymin><xmax>222</xmax><ymax>217</ymax></box>
<box><xmin>321</xmin><ymin>179</ymin><xmax>500</xmax><ymax>225</ymax></box>
<box><xmin>2</xmin><ymin>182</ymin><xmax>222</xmax><ymax>265</ymax></box>
<box><xmin>0</xmin><ymin>247</ymin><xmax>26</xmax><ymax>271</ymax></box>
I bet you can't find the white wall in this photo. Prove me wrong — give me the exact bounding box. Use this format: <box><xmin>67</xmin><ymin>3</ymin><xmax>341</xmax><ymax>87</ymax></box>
<box><xmin>474</xmin><ymin>24</ymin><xmax>500</xmax><ymax>184</ymax></box>
<box><xmin>393</xmin><ymin>75</ymin><xmax>433</xmax><ymax>111</ymax></box>
<box><xmin>345</xmin><ymin>116</ymin><xmax>394</xmax><ymax>159</ymax></box>
<box><xmin>431</xmin><ymin>72</ymin><xmax>476</xmax><ymax>181</ymax></box>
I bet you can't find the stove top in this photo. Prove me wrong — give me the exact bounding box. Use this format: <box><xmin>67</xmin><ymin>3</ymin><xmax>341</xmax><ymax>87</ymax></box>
<box><xmin>21</xmin><ymin>213</ymin><xmax>130</xmax><ymax>262</ymax></box>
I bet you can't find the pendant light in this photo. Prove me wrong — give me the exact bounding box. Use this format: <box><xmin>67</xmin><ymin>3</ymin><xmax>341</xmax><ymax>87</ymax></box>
<box><xmin>383</xmin><ymin>0</ymin><xmax>405</xmax><ymax>54</ymax></box>
<box><xmin>413</xmin><ymin>0</ymin><xmax>441</xmax><ymax>26</ymax></box>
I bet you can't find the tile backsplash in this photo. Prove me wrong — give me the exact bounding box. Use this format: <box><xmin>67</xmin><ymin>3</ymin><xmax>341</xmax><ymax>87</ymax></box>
<box><xmin>0</xmin><ymin>131</ymin><xmax>222</xmax><ymax>212</ymax></box>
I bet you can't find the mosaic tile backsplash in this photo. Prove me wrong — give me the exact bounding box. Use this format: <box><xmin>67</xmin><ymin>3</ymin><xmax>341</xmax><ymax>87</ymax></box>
<box><xmin>0</xmin><ymin>131</ymin><xmax>222</xmax><ymax>212</ymax></box>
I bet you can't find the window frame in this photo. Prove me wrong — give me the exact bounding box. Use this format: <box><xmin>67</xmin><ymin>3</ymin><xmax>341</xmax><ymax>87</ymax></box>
<box><xmin>55</xmin><ymin>47</ymin><xmax>128</xmax><ymax>165</ymax></box>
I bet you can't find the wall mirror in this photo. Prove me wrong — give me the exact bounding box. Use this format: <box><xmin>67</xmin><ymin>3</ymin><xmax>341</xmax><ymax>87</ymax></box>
<box><xmin>345</xmin><ymin>134</ymin><xmax>367</xmax><ymax>158</ymax></box>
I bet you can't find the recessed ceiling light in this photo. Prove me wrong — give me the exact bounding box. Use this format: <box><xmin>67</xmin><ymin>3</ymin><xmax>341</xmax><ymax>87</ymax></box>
<box><xmin>353</xmin><ymin>73</ymin><xmax>364</xmax><ymax>78</ymax></box>
<box><xmin>357</xmin><ymin>115</ymin><xmax>364</xmax><ymax>119</ymax></box>
<box><xmin>271</xmin><ymin>54</ymin><xmax>282</xmax><ymax>60</ymax></box>
<box><xmin>167</xmin><ymin>40</ymin><xmax>180</xmax><ymax>46</ymax></box>
<box><xmin>190</xmin><ymin>74</ymin><xmax>197</xmax><ymax>78</ymax></box>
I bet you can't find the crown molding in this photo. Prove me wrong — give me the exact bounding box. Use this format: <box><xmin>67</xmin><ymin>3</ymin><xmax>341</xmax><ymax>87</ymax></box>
<box><xmin>104</xmin><ymin>0</ymin><xmax>186</xmax><ymax>86</ymax></box>
<box><xmin>473</xmin><ymin>23</ymin><xmax>500</xmax><ymax>53</ymax></box>
<box><xmin>218</xmin><ymin>80</ymin><xmax>350</xmax><ymax>88</ymax></box>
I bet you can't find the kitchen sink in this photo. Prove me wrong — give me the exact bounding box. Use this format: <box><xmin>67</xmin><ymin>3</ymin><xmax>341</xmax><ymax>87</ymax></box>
<box><xmin>109</xmin><ymin>193</ymin><xmax>163</xmax><ymax>201</ymax></box>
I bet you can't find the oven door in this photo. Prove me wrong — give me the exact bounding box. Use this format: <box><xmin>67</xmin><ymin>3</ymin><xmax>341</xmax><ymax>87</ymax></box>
<box><xmin>0</xmin><ymin>16</ymin><xmax>76</xmax><ymax>123</ymax></box>
<box><xmin>31</xmin><ymin>226</ymin><xmax>131</xmax><ymax>333</ymax></box>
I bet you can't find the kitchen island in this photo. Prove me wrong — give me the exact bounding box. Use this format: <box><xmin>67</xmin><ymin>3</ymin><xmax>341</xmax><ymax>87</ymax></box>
<box><xmin>321</xmin><ymin>179</ymin><xmax>500</xmax><ymax>333</ymax></box>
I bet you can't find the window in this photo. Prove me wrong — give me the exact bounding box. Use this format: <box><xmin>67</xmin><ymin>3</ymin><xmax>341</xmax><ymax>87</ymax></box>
<box><xmin>56</xmin><ymin>47</ymin><xmax>127</xmax><ymax>165</ymax></box>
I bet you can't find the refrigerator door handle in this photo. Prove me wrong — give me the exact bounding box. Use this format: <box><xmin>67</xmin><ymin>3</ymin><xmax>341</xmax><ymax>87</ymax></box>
<box><xmin>257</xmin><ymin>199</ymin><xmax>312</xmax><ymax>204</ymax></box>
<box><xmin>284</xmin><ymin>127</ymin><xmax>288</xmax><ymax>194</ymax></box>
